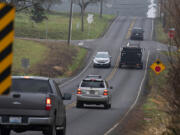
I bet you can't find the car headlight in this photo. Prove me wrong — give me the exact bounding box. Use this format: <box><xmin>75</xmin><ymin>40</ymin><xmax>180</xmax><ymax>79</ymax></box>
<box><xmin>93</xmin><ymin>59</ymin><xmax>99</xmax><ymax>64</ymax></box>
<box><xmin>104</xmin><ymin>60</ymin><xmax>110</xmax><ymax>64</ymax></box>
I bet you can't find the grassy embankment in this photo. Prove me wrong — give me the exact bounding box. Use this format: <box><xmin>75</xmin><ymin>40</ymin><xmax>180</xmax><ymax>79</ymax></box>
<box><xmin>154</xmin><ymin>19</ymin><xmax>168</xmax><ymax>44</ymax></box>
<box><xmin>13</xmin><ymin>12</ymin><xmax>115</xmax><ymax>76</ymax></box>
<box><xmin>15</xmin><ymin>12</ymin><xmax>115</xmax><ymax>40</ymax></box>
<box><xmin>12</xmin><ymin>39</ymin><xmax>87</xmax><ymax>77</ymax></box>
<box><xmin>129</xmin><ymin>19</ymin><xmax>174</xmax><ymax>135</ymax></box>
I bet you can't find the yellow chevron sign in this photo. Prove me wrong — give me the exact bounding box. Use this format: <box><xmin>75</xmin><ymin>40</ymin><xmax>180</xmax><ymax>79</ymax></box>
<box><xmin>0</xmin><ymin>3</ymin><xmax>15</xmax><ymax>95</ymax></box>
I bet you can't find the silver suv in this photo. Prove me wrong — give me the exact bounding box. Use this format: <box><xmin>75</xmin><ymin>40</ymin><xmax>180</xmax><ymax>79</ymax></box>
<box><xmin>93</xmin><ymin>52</ymin><xmax>111</xmax><ymax>68</ymax></box>
<box><xmin>76</xmin><ymin>75</ymin><xmax>112</xmax><ymax>109</ymax></box>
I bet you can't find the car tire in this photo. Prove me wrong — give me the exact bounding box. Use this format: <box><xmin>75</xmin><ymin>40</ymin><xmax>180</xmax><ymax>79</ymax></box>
<box><xmin>56</xmin><ymin>128</ymin><xmax>65</xmax><ymax>135</ymax></box>
<box><xmin>56</xmin><ymin>118</ymin><xmax>66</xmax><ymax>135</ymax></box>
<box><xmin>76</xmin><ymin>101</ymin><xmax>83</xmax><ymax>108</ymax></box>
<box><xmin>104</xmin><ymin>103</ymin><xmax>111</xmax><ymax>109</ymax></box>
<box><xmin>108</xmin><ymin>64</ymin><xmax>111</xmax><ymax>68</ymax></box>
<box><xmin>49</xmin><ymin>124</ymin><xmax>56</xmax><ymax>135</ymax></box>
<box><xmin>0</xmin><ymin>127</ymin><xmax>10</xmax><ymax>135</ymax></box>
<box><xmin>140</xmin><ymin>64</ymin><xmax>143</xmax><ymax>69</ymax></box>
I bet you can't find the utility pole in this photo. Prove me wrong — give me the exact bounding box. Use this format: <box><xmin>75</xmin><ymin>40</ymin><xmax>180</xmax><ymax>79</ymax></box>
<box><xmin>100</xmin><ymin>0</ymin><xmax>103</xmax><ymax>18</ymax></box>
<box><xmin>81</xmin><ymin>0</ymin><xmax>84</xmax><ymax>32</ymax></box>
<box><xmin>68</xmin><ymin>0</ymin><xmax>73</xmax><ymax>45</ymax></box>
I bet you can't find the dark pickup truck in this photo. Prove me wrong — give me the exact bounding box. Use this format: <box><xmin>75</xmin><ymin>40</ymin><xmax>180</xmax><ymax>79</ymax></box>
<box><xmin>119</xmin><ymin>46</ymin><xmax>143</xmax><ymax>69</ymax></box>
<box><xmin>0</xmin><ymin>76</ymin><xmax>71</xmax><ymax>135</ymax></box>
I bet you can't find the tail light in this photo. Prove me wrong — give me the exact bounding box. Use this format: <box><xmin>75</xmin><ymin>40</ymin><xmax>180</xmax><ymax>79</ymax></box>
<box><xmin>46</xmin><ymin>98</ymin><xmax>52</xmax><ymax>111</ymax></box>
<box><xmin>77</xmin><ymin>88</ymin><xmax>82</xmax><ymax>94</ymax></box>
<box><xmin>103</xmin><ymin>90</ymin><xmax>108</xmax><ymax>96</ymax></box>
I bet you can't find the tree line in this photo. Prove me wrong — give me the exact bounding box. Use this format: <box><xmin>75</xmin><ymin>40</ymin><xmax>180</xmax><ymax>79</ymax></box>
<box><xmin>160</xmin><ymin>0</ymin><xmax>180</xmax><ymax>134</ymax></box>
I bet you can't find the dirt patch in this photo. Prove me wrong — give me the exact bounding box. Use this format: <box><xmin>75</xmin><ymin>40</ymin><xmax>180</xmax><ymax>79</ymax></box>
<box><xmin>32</xmin><ymin>42</ymin><xmax>78</xmax><ymax>77</ymax></box>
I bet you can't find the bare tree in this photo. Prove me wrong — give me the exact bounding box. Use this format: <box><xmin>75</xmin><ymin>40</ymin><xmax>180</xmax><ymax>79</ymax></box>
<box><xmin>161</xmin><ymin>0</ymin><xmax>180</xmax><ymax>133</ymax></box>
<box><xmin>74</xmin><ymin>0</ymin><xmax>99</xmax><ymax>32</ymax></box>
<box><xmin>44</xmin><ymin>0</ymin><xmax>62</xmax><ymax>12</ymax></box>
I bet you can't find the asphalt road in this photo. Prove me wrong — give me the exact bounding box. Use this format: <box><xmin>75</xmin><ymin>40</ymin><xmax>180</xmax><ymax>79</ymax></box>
<box><xmin>11</xmin><ymin>15</ymin><xmax>169</xmax><ymax>135</ymax></box>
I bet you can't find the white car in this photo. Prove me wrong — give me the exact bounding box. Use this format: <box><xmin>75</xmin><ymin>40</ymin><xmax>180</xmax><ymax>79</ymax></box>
<box><xmin>93</xmin><ymin>52</ymin><xmax>112</xmax><ymax>68</ymax></box>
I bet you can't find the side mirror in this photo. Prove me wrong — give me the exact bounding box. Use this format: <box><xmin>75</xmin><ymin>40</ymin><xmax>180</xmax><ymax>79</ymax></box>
<box><xmin>63</xmin><ymin>93</ymin><xmax>72</xmax><ymax>100</ymax></box>
<box><xmin>110</xmin><ymin>86</ymin><xmax>113</xmax><ymax>89</ymax></box>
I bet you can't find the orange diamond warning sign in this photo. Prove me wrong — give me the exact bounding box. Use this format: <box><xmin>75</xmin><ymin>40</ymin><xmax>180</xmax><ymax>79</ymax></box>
<box><xmin>150</xmin><ymin>59</ymin><xmax>165</xmax><ymax>75</ymax></box>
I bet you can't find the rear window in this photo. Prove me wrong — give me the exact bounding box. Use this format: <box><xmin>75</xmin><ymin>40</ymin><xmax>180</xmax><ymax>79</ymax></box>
<box><xmin>81</xmin><ymin>80</ymin><xmax>105</xmax><ymax>88</ymax></box>
<box><xmin>11</xmin><ymin>79</ymin><xmax>52</xmax><ymax>93</ymax></box>
<box><xmin>132</xmin><ymin>29</ymin><xmax>143</xmax><ymax>33</ymax></box>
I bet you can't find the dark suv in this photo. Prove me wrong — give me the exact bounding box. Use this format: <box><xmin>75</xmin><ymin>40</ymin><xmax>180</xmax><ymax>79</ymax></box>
<box><xmin>130</xmin><ymin>27</ymin><xmax>144</xmax><ymax>40</ymax></box>
<box><xmin>119</xmin><ymin>46</ymin><xmax>143</xmax><ymax>69</ymax></box>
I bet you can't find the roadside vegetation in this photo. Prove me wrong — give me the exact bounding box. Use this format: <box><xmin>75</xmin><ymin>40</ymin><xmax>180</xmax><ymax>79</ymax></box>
<box><xmin>15</xmin><ymin>12</ymin><xmax>115</xmax><ymax>40</ymax></box>
<box><xmin>154</xmin><ymin>19</ymin><xmax>168</xmax><ymax>44</ymax></box>
<box><xmin>12</xmin><ymin>39</ymin><xmax>87</xmax><ymax>77</ymax></box>
<box><xmin>116</xmin><ymin>1</ymin><xmax>180</xmax><ymax>134</ymax></box>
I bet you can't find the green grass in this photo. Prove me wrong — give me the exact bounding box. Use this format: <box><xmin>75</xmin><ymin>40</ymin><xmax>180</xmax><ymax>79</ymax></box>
<box><xmin>12</xmin><ymin>39</ymin><xmax>48</xmax><ymax>74</ymax></box>
<box><xmin>12</xmin><ymin>39</ymin><xmax>88</xmax><ymax>77</ymax></box>
<box><xmin>155</xmin><ymin>19</ymin><xmax>169</xmax><ymax>43</ymax></box>
<box><xmin>142</xmin><ymin>69</ymin><xmax>169</xmax><ymax>125</ymax></box>
<box><xmin>15</xmin><ymin>12</ymin><xmax>115</xmax><ymax>40</ymax></box>
<box><xmin>67</xmin><ymin>47</ymin><xmax>87</xmax><ymax>75</ymax></box>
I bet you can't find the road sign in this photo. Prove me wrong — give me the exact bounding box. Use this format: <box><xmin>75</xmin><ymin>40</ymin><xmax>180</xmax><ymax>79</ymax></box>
<box><xmin>150</xmin><ymin>59</ymin><xmax>165</xmax><ymax>75</ymax></box>
<box><xmin>0</xmin><ymin>3</ymin><xmax>15</xmax><ymax>95</ymax></box>
<box><xmin>21</xmin><ymin>58</ymin><xmax>29</xmax><ymax>69</ymax></box>
<box><xmin>168</xmin><ymin>28</ymin><xmax>175</xmax><ymax>39</ymax></box>
<box><xmin>87</xmin><ymin>14</ymin><xmax>94</xmax><ymax>24</ymax></box>
<box><xmin>106</xmin><ymin>3</ymin><xmax>112</xmax><ymax>8</ymax></box>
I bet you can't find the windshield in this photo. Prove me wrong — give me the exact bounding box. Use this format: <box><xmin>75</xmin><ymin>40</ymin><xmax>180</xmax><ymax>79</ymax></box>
<box><xmin>96</xmin><ymin>53</ymin><xmax>109</xmax><ymax>58</ymax></box>
<box><xmin>11</xmin><ymin>79</ymin><xmax>52</xmax><ymax>93</ymax></box>
<box><xmin>81</xmin><ymin>80</ymin><xmax>105</xmax><ymax>88</ymax></box>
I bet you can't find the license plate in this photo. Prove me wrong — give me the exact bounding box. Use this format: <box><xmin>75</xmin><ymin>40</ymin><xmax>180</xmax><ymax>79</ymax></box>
<box><xmin>90</xmin><ymin>90</ymin><xmax>95</xmax><ymax>94</ymax></box>
<box><xmin>9</xmin><ymin>117</ymin><xmax>22</xmax><ymax>124</ymax></box>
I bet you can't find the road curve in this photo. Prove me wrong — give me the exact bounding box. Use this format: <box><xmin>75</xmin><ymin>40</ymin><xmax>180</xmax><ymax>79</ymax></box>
<box><xmin>11</xmin><ymin>16</ymin><xmax>169</xmax><ymax>135</ymax></box>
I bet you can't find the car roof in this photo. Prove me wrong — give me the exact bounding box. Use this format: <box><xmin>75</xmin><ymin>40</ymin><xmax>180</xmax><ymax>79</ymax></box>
<box><xmin>96</xmin><ymin>51</ymin><xmax>109</xmax><ymax>54</ymax></box>
<box><xmin>86</xmin><ymin>75</ymin><xmax>102</xmax><ymax>79</ymax></box>
<box><xmin>122</xmin><ymin>46</ymin><xmax>142</xmax><ymax>52</ymax></box>
<box><xmin>133</xmin><ymin>27</ymin><xmax>143</xmax><ymax>30</ymax></box>
<box><xmin>83</xmin><ymin>78</ymin><xmax>104</xmax><ymax>82</ymax></box>
<box><xmin>83</xmin><ymin>75</ymin><xmax>104</xmax><ymax>81</ymax></box>
<box><xmin>12</xmin><ymin>76</ymin><xmax>50</xmax><ymax>81</ymax></box>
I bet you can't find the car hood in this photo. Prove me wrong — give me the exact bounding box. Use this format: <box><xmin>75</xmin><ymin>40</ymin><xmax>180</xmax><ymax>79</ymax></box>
<box><xmin>94</xmin><ymin>58</ymin><xmax>110</xmax><ymax>61</ymax></box>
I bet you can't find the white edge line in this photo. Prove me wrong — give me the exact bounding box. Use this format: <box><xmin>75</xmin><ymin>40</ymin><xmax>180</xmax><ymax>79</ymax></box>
<box><xmin>104</xmin><ymin>51</ymin><xmax>150</xmax><ymax>135</ymax></box>
<box><xmin>60</xmin><ymin>60</ymin><xmax>92</xmax><ymax>88</ymax></box>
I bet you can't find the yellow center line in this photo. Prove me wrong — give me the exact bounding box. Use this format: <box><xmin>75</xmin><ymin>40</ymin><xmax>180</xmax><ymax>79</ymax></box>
<box><xmin>106</xmin><ymin>55</ymin><xmax>121</xmax><ymax>81</ymax></box>
<box><xmin>106</xmin><ymin>17</ymin><xmax>136</xmax><ymax>81</ymax></box>
<box><xmin>66</xmin><ymin>17</ymin><xmax>137</xmax><ymax>110</ymax></box>
<box><xmin>126</xmin><ymin>17</ymin><xmax>136</xmax><ymax>40</ymax></box>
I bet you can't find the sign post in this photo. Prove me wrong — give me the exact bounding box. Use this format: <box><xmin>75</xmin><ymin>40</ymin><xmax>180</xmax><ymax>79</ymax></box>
<box><xmin>0</xmin><ymin>3</ymin><xmax>15</xmax><ymax>95</ymax></box>
<box><xmin>87</xmin><ymin>14</ymin><xmax>94</xmax><ymax>36</ymax></box>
